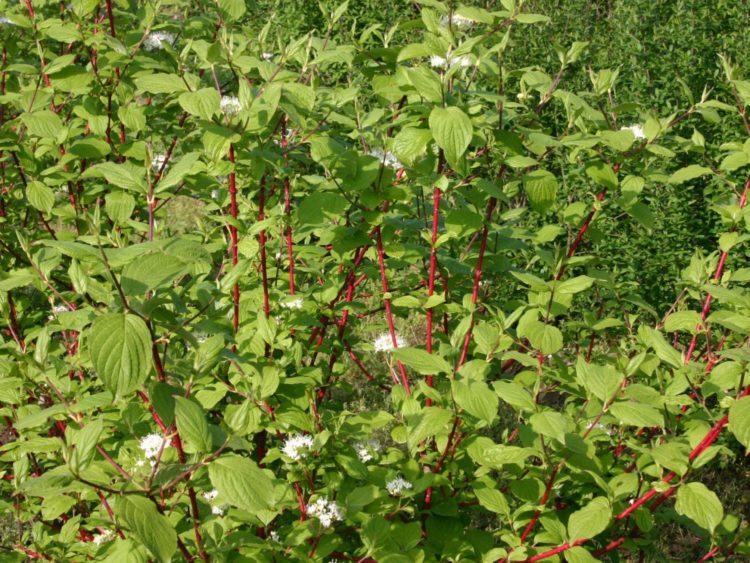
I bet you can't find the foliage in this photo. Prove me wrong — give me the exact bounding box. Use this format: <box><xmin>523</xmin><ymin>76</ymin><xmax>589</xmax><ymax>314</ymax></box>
<box><xmin>1</xmin><ymin>0</ymin><xmax>750</xmax><ymax>562</ymax></box>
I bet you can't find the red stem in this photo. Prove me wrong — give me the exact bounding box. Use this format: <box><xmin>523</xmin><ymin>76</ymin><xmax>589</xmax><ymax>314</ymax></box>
<box><xmin>457</xmin><ymin>197</ymin><xmax>497</xmax><ymax>369</ymax></box>
<box><xmin>684</xmin><ymin>176</ymin><xmax>750</xmax><ymax>361</ymax></box>
<box><xmin>281</xmin><ymin>116</ymin><xmax>295</xmax><ymax>295</ymax></box>
<box><xmin>259</xmin><ymin>176</ymin><xmax>270</xmax><ymax>320</ymax></box>
<box><xmin>425</xmin><ymin>152</ymin><xmax>444</xmax><ymax>404</ymax></box>
<box><xmin>229</xmin><ymin>145</ymin><xmax>239</xmax><ymax>333</ymax></box>
<box><xmin>374</xmin><ymin>226</ymin><xmax>411</xmax><ymax>393</ymax></box>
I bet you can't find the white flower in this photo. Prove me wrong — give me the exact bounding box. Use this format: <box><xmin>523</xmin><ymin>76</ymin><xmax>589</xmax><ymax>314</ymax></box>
<box><xmin>430</xmin><ymin>53</ymin><xmax>472</xmax><ymax>70</ymax></box>
<box><xmin>269</xmin><ymin>530</ymin><xmax>280</xmax><ymax>543</ymax></box>
<box><xmin>151</xmin><ymin>153</ymin><xmax>167</xmax><ymax>171</ymax></box>
<box><xmin>306</xmin><ymin>497</ymin><xmax>343</xmax><ymax>528</ymax></box>
<box><xmin>92</xmin><ymin>529</ymin><xmax>114</xmax><ymax>546</ymax></box>
<box><xmin>354</xmin><ymin>439</ymin><xmax>381</xmax><ymax>463</ymax></box>
<box><xmin>440</xmin><ymin>13</ymin><xmax>475</xmax><ymax>29</ymax></box>
<box><xmin>386</xmin><ymin>476</ymin><xmax>413</xmax><ymax>496</ymax></box>
<box><xmin>139</xmin><ymin>433</ymin><xmax>167</xmax><ymax>459</ymax></box>
<box><xmin>144</xmin><ymin>31</ymin><xmax>175</xmax><ymax>51</ymax></box>
<box><xmin>51</xmin><ymin>304</ymin><xmax>68</xmax><ymax>315</ymax></box>
<box><xmin>211</xmin><ymin>189</ymin><xmax>221</xmax><ymax>201</ymax></box>
<box><xmin>261</xmin><ymin>52</ymin><xmax>274</xmax><ymax>61</ymax></box>
<box><xmin>211</xmin><ymin>505</ymin><xmax>226</xmax><ymax>516</ymax></box>
<box><xmin>369</xmin><ymin>147</ymin><xmax>402</xmax><ymax>169</ymax></box>
<box><xmin>220</xmin><ymin>95</ymin><xmax>242</xmax><ymax>117</ymax></box>
<box><xmin>282</xmin><ymin>434</ymin><xmax>314</xmax><ymax>460</ymax></box>
<box><xmin>202</xmin><ymin>489</ymin><xmax>219</xmax><ymax>502</ymax></box>
<box><xmin>373</xmin><ymin>332</ymin><xmax>407</xmax><ymax>352</ymax></box>
<box><xmin>621</xmin><ymin>124</ymin><xmax>646</xmax><ymax>140</ymax></box>
<box><xmin>282</xmin><ymin>298</ymin><xmax>303</xmax><ymax>310</ymax></box>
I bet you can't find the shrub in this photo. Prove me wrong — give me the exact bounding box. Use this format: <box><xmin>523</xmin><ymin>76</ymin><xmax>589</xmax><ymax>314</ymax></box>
<box><xmin>1</xmin><ymin>0</ymin><xmax>750</xmax><ymax>562</ymax></box>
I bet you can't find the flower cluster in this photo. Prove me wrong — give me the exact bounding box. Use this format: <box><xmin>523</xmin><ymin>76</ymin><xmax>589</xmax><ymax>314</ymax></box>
<box><xmin>143</xmin><ymin>31</ymin><xmax>175</xmax><ymax>51</ymax></box>
<box><xmin>202</xmin><ymin>489</ymin><xmax>227</xmax><ymax>515</ymax></box>
<box><xmin>622</xmin><ymin>124</ymin><xmax>646</xmax><ymax>140</ymax></box>
<box><xmin>430</xmin><ymin>53</ymin><xmax>472</xmax><ymax>70</ymax></box>
<box><xmin>306</xmin><ymin>497</ymin><xmax>343</xmax><ymax>528</ymax></box>
<box><xmin>151</xmin><ymin>153</ymin><xmax>167</xmax><ymax>172</ymax></box>
<box><xmin>373</xmin><ymin>332</ymin><xmax>407</xmax><ymax>352</ymax></box>
<box><xmin>139</xmin><ymin>433</ymin><xmax>167</xmax><ymax>459</ymax></box>
<box><xmin>92</xmin><ymin>529</ymin><xmax>115</xmax><ymax>546</ymax></box>
<box><xmin>439</xmin><ymin>13</ymin><xmax>474</xmax><ymax>29</ymax></box>
<box><xmin>369</xmin><ymin>148</ymin><xmax>402</xmax><ymax>169</ymax></box>
<box><xmin>281</xmin><ymin>298</ymin><xmax>304</xmax><ymax>310</ymax></box>
<box><xmin>354</xmin><ymin>439</ymin><xmax>381</xmax><ymax>462</ymax></box>
<box><xmin>282</xmin><ymin>433</ymin><xmax>314</xmax><ymax>460</ymax></box>
<box><xmin>386</xmin><ymin>476</ymin><xmax>413</xmax><ymax>496</ymax></box>
<box><xmin>220</xmin><ymin>95</ymin><xmax>242</xmax><ymax>117</ymax></box>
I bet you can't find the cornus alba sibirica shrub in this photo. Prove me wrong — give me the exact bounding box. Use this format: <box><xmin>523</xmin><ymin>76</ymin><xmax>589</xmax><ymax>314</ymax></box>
<box><xmin>2</xmin><ymin>0</ymin><xmax>750</xmax><ymax>561</ymax></box>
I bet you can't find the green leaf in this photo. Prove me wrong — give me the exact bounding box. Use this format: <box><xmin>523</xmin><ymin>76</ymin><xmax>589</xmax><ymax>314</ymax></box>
<box><xmin>105</xmin><ymin>191</ymin><xmax>135</xmax><ymax>224</ymax></box>
<box><xmin>406</xmin><ymin>407</ymin><xmax>452</xmax><ymax>454</ymax></box>
<box><xmin>391</xmin><ymin>347</ymin><xmax>452</xmax><ymax>375</ymax></box>
<box><xmin>83</xmin><ymin>162</ymin><xmax>146</xmax><ymax>192</ymax></box>
<box><xmin>609</xmin><ymin>401</ymin><xmax>664</xmax><ymax>428</ymax></box>
<box><xmin>404</xmin><ymin>66</ymin><xmax>443</xmax><ymax>104</ymax></box>
<box><xmin>585</xmin><ymin>161</ymin><xmax>618</xmax><ymax>189</ymax></box>
<box><xmin>178</xmin><ymin>88</ymin><xmax>220</xmax><ymax>121</ymax></box>
<box><xmin>27</xmin><ymin>181</ymin><xmax>54</xmax><ymax>214</ymax></box>
<box><xmin>556</xmin><ymin>275</ymin><xmax>594</xmax><ymax>294</ymax></box>
<box><xmin>668</xmin><ymin>165</ymin><xmax>713</xmax><ymax>185</ymax></box>
<box><xmin>217</xmin><ymin>0</ymin><xmax>246</xmax><ymax>20</ymax></box>
<box><xmin>568</xmin><ymin>497</ymin><xmax>612</xmax><ymax>542</ymax></box>
<box><xmin>524</xmin><ymin>321</ymin><xmax>563</xmax><ymax>354</ymax></box>
<box><xmin>393</xmin><ymin>127</ymin><xmax>433</xmax><ymax>165</ymax></box>
<box><xmin>530</xmin><ymin>412</ymin><xmax>571</xmax><ymax>442</ymax></box>
<box><xmin>156</xmin><ymin>152</ymin><xmax>201</xmax><ymax>192</ymax></box>
<box><xmin>121</xmin><ymin>252</ymin><xmax>187</xmax><ymax>295</ymax></box>
<box><xmin>576</xmin><ymin>357</ymin><xmax>622</xmax><ymax>402</ymax></box>
<box><xmin>664</xmin><ymin>310</ymin><xmax>702</xmax><ymax>332</ymax></box>
<box><xmin>134</xmin><ymin>73</ymin><xmax>188</xmax><ymax>94</ymax></box>
<box><xmin>473</xmin><ymin>486</ymin><xmax>509</xmax><ymax>515</ymax></box>
<box><xmin>493</xmin><ymin>381</ymin><xmax>536</xmax><ymax>412</ymax></box>
<box><xmin>174</xmin><ymin>397</ymin><xmax>212</xmax><ymax>454</ymax></box>
<box><xmin>453</xmin><ymin>380</ymin><xmax>498</xmax><ymax>424</ymax></box>
<box><xmin>69</xmin><ymin>418</ymin><xmax>103</xmax><ymax>474</ymax></box>
<box><xmin>116</xmin><ymin>496</ymin><xmax>177</xmax><ymax>563</ymax></box>
<box><xmin>429</xmin><ymin>106</ymin><xmax>473</xmax><ymax>166</ymax></box>
<box><xmin>675</xmin><ymin>482</ymin><xmax>723</xmax><ymax>533</ymax></box>
<box><xmin>208</xmin><ymin>454</ymin><xmax>276</xmax><ymax>513</ymax></box>
<box><xmin>523</xmin><ymin>169</ymin><xmax>558</xmax><ymax>213</ymax></box>
<box><xmin>88</xmin><ymin>313</ymin><xmax>152</xmax><ymax>398</ymax></box>
<box><xmin>729</xmin><ymin>396</ymin><xmax>750</xmax><ymax>449</ymax></box>
<box><xmin>474</xmin><ymin>444</ymin><xmax>536</xmax><ymax>468</ymax></box>
<box><xmin>21</xmin><ymin>110</ymin><xmax>63</xmax><ymax>140</ymax></box>
<box><xmin>297</xmin><ymin>192</ymin><xmax>349</xmax><ymax>224</ymax></box>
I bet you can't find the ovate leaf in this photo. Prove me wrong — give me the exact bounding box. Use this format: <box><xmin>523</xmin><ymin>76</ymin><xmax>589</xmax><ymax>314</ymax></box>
<box><xmin>729</xmin><ymin>396</ymin><xmax>750</xmax><ymax>450</ymax></box>
<box><xmin>675</xmin><ymin>482</ymin><xmax>723</xmax><ymax>533</ymax></box>
<box><xmin>568</xmin><ymin>497</ymin><xmax>612</xmax><ymax>542</ymax></box>
<box><xmin>429</xmin><ymin>106</ymin><xmax>473</xmax><ymax>166</ymax></box>
<box><xmin>209</xmin><ymin>455</ymin><xmax>276</xmax><ymax>513</ymax></box>
<box><xmin>174</xmin><ymin>397</ymin><xmax>212</xmax><ymax>454</ymax></box>
<box><xmin>116</xmin><ymin>496</ymin><xmax>177</xmax><ymax>563</ymax></box>
<box><xmin>523</xmin><ymin>169</ymin><xmax>558</xmax><ymax>213</ymax></box>
<box><xmin>391</xmin><ymin>347</ymin><xmax>452</xmax><ymax>375</ymax></box>
<box><xmin>88</xmin><ymin>313</ymin><xmax>152</xmax><ymax>398</ymax></box>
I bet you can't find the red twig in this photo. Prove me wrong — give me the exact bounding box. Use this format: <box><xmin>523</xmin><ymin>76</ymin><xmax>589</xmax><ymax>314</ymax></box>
<box><xmin>229</xmin><ymin>145</ymin><xmax>239</xmax><ymax>334</ymax></box>
<box><xmin>425</xmin><ymin>151</ymin><xmax>444</xmax><ymax>404</ymax></box>
<box><xmin>684</xmin><ymin>176</ymin><xmax>750</xmax><ymax>362</ymax></box>
<box><xmin>457</xmin><ymin>197</ymin><xmax>497</xmax><ymax>369</ymax></box>
<box><xmin>374</xmin><ymin>226</ymin><xmax>411</xmax><ymax>393</ymax></box>
<box><xmin>281</xmin><ymin>116</ymin><xmax>295</xmax><ymax>295</ymax></box>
